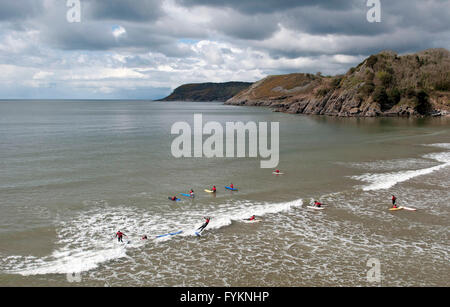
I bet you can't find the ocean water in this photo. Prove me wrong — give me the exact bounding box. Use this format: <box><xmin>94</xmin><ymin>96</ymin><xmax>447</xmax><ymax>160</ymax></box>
<box><xmin>0</xmin><ymin>100</ymin><xmax>449</xmax><ymax>286</ymax></box>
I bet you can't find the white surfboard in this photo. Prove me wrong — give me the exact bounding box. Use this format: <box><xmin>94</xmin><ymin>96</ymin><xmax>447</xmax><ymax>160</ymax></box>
<box><xmin>307</xmin><ymin>206</ymin><xmax>325</xmax><ymax>210</ymax></box>
<box><xmin>400</xmin><ymin>206</ymin><xmax>417</xmax><ymax>211</ymax></box>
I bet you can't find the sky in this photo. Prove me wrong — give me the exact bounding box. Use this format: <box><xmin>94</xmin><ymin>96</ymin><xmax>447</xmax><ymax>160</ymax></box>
<box><xmin>0</xmin><ymin>0</ymin><xmax>449</xmax><ymax>99</ymax></box>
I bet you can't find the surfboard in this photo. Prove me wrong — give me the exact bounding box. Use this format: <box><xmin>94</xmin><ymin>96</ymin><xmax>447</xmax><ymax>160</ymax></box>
<box><xmin>272</xmin><ymin>172</ymin><xmax>284</xmax><ymax>175</ymax></box>
<box><xmin>243</xmin><ymin>219</ymin><xmax>261</xmax><ymax>223</ymax></box>
<box><xmin>156</xmin><ymin>230</ymin><xmax>183</xmax><ymax>238</ymax></box>
<box><xmin>389</xmin><ymin>207</ymin><xmax>403</xmax><ymax>211</ymax></box>
<box><xmin>400</xmin><ymin>206</ymin><xmax>417</xmax><ymax>211</ymax></box>
<box><xmin>307</xmin><ymin>206</ymin><xmax>325</xmax><ymax>210</ymax></box>
<box><xmin>180</xmin><ymin>193</ymin><xmax>194</xmax><ymax>198</ymax></box>
<box><xmin>204</xmin><ymin>189</ymin><xmax>215</xmax><ymax>193</ymax></box>
<box><xmin>225</xmin><ymin>186</ymin><xmax>238</xmax><ymax>191</ymax></box>
<box><xmin>195</xmin><ymin>231</ymin><xmax>202</xmax><ymax>237</ymax></box>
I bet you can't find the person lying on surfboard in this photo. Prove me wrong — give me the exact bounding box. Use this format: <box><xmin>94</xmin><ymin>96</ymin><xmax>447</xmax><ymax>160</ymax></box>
<box><xmin>230</xmin><ymin>183</ymin><xmax>234</xmax><ymax>189</ymax></box>
<box><xmin>197</xmin><ymin>217</ymin><xmax>211</xmax><ymax>232</ymax></box>
<box><xmin>244</xmin><ymin>215</ymin><xmax>256</xmax><ymax>221</ymax></box>
<box><xmin>314</xmin><ymin>201</ymin><xmax>323</xmax><ymax>208</ymax></box>
<box><xmin>274</xmin><ymin>169</ymin><xmax>281</xmax><ymax>174</ymax></box>
<box><xmin>169</xmin><ymin>196</ymin><xmax>179</xmax><ymax>201</ymax></box>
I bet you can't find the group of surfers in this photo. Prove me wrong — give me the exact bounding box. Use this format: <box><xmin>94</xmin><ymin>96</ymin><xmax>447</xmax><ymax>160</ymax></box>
<box><xmin>113</xmin><ymin>170</ymin><xmax>399</xmax><ymax>242</ymax></box>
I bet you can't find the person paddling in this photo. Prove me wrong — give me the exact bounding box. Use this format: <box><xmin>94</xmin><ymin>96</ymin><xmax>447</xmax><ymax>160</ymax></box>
<box><xmin>169</xmin><ymin>196</ymin><xmax>179</xmax><ymax>201</ymax></box>
<box><xmin>197</xmin><ymin>217</ymin><xmax>211</xmax><ymax>232</ymax></box>
<box><xmin>245</xmin><ymin>215</ymin><xmax>256</xmax><ymax>221</ymax></box>
<box><xmin>314</xmin><ymin>201</ymin><xmax>322</xmax><ymax>208</ymax></box>
<box><xmin>115</xmin><ymin>230</ymin><xmax>126</xmax><ymax>242</ymax></box>
<box><xmin>230</xmin><ymin>183</ymin><xmax>234</xmax><ymax>189</ymax></box>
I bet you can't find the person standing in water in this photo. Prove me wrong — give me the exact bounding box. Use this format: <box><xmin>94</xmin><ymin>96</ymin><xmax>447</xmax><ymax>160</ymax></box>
<box><xmin>115</xmin><ymin>230</ymin><xmax>126</xmax><ymax>242</ymax></box>
<box><xmin>189</xmin><ymin>189</ymin><xmax>195</xmax><ymax>198</ymax></box>
<box><xmin>212</xmin><ymin>185</ymin><xmax>217</xmax><ymax>193</ymax></box>
<box><xmin>197</xmin><ymin>217</ymin><xmax>211</xmax><ymax>232</ymax></box>
<box><xmin>392</xmin><ymin>195</ymin><xmax>397</xmax><ymax>207</ymax></box>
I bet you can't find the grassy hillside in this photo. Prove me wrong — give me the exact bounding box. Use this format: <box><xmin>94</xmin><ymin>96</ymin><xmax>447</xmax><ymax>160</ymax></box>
<box><xmin>158</xmin><ymin>82</ymin><xmax>252</xmax><ymax>102</ymax></box>
<box><xmin>227</xmin><ymin>48</ymin><xmax>450</xmax><ymax>117</ymax></box>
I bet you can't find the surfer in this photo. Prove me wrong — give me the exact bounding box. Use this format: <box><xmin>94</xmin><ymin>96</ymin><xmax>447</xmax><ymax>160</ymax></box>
<box><xmin>189</xmin><ymin>189</ymin><xmax>195</xmax><ymax>198</ymax></box>
<box><xmin>141</xmin><ymin>235</ymin><xmax>148</xmax><ymax>240</ymax></box>
<box><xmin>245</xmin><ymin>215</ymin><xmax>256</xmax><ymax>221</ymax></box>
<box><xmin>169</xmin><ymin>196</ymin><xmax>178</xmax><ymax>201</ymax></box>
<box><xmin>314</xmin><ymin>201</ymin><xmax>322</xmax><ymax>208</ymax></box>
<box><xmin>392</xmin><ymin>195</ymin><xmax>397</xmax><ymax>206</ymax></box>
<box><xmin>197</xmin><ymin>217</ymin><xmax>211</xmax><ymax>232</ymax></box>
<box><xmin>212</xmin><ymin>185</ymin><xmax>217</xmax><ymax>193</ymax></box>
<box><xmin>275</xmin><ymin>169</ymin><xmax>281</xmax><ymax>174</ymax></box>
<box><xmin>115</xmin><ymin>230</ymin><xmax>126</xmax><ymax>242</ymax></box>
<box><xmin>230</xmin><ymin>183</ymin><xmax>234</xmax><ymax>189</ymax></box>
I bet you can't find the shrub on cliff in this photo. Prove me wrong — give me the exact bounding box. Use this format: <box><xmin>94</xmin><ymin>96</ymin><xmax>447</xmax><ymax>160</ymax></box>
<box><xmin>373</xmin><ymin>86</ymin><xmax>391</xmax><ymax>111</ymax></box>
<box><xmin>415</xmin><ymin>90</ymin><xmax>432</xmax><ymax>114</ymax></box>
<box><xmin>366</xmin><ymin>55</ymin><xmax>378</xmax><ymax>68</ymax></box>
<box><xmin>376</xmin><ymin>71</ymin><xmax>394</xmax><ymax>87</ymax></box>
<box><xmin>434</xmin><ymin>79</ymin><xmax>450</xmax><ymax>91</ymax></box>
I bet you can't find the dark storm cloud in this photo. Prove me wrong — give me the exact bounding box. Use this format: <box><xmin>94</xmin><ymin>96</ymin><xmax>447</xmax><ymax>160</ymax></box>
<box><xmin>86</xmin><ymin>0</ymin><xmax>164</xmax><ymax>22</ymax></box>
<box><xmin>0</xmin><ymin>0</ymin><xmax>44</xmax><ymax>21</ymax></box>
<box><xmin>176</xmin><ymin>0</ymin><xmax>355</xmax><ymax>14</ymax></box>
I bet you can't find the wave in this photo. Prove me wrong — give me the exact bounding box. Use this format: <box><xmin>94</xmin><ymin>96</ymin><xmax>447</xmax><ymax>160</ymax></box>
<box><xmin>3</xmin><ymin>198</ymin><xmax>303</xmax><ymax>276</ymax></box>
<box><xmin>351</xmin><ymin>149</ymin><xmax>450</xmax><ymax>191</ymax></box>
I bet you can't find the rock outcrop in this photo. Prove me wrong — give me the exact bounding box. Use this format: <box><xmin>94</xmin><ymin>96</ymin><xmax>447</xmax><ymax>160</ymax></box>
<box><xmin>158</xmin><ymin>82</ymin><xmax>252</xmax><ymax>102</ymax></box>
<box><xmin>226</xmin><ymin>49</ymin><xmax>450</xmax><ymax>117</ymax></box>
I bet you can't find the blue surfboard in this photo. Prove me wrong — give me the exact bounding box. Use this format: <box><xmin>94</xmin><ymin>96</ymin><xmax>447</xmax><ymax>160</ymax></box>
<box><xmin>156</xmin><ymin>230</ymin><xmax>183</xmax><ymax>238</ymax></box>
<box><xmin>180</xmin><ymin>193</ymin><xmax>194</xmax><ymax>198</ymax></box>
<box><xmin>168</xmin><ymin>197</ymin><xmax>181</xmax><ymax>201</ymax></box>
<box><xmin>225</xmin><ymin>186</ymin><xmax>238</xmax><ymax>191</ymax></box>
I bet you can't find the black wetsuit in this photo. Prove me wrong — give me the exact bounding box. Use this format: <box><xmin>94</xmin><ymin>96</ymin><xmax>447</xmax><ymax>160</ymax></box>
<box><xmin>197</xmin><ymin>219</ymin><xmax>210</xmax><ymax>232</ymax></box>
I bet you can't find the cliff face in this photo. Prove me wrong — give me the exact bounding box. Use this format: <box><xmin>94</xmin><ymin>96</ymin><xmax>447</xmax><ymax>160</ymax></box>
<box><xmin>158</xmin><ymin>82</ymin><xmax>252</xmax><ymax>102</ymax></box>
<box><xmin>226</xmin><ymin>49</ymin><xmax>450</xmax><ymax>117</ymax></box>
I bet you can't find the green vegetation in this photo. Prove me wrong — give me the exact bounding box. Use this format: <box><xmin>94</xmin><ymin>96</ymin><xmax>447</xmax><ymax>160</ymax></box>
<box><xmin>376</xmin><ymin>71</ymin><xmax>394</xmax><ymax>87</ymax></box>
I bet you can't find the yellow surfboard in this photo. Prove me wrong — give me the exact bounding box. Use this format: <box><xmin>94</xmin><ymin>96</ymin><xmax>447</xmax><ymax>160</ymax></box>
<box><xmin>205</xmin><ymin>189</ymin><xmax>214</xmax><ymax>193</ymax></box>
<box><xmin>389</xmin><ymin>207</ymin><xmax>403</xmax><ymax>211</ymax></box>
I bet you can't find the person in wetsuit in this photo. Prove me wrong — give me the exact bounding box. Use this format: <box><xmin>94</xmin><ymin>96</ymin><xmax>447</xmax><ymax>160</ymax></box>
<box><xmin>392</xmin><ymin>195</ymin><xmax>397</xmax><ymax>207</ymax></box>
<box><xmin>197</xmin><ymin>217</ymin><xmax>211</xmax><ymax>232</ymax></box>
<box><xmin>314</xmin><ymin>201</ymin><xmax>322</xmax><ymax>208</ymax></box>
<box><xmin>115</xmin><ymin>230</ymin><xmax>126</xmax><ymax>242</ymax></box>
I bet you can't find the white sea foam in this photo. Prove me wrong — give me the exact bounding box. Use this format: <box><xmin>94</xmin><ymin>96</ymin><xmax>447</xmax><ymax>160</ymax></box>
<box><xmin>424</xmin><ymin>143</ymin><xmax>450</xmax><ymax>150</ymax></box>
<box><xmin>351</xmin><ymin>151</ymin><xmax>450</xmax><ymax>191</ymax></box>
<box><xmin>4</xmin><ymin>198</ymin><xmax>303</xmax><ymax>276</ymax></box>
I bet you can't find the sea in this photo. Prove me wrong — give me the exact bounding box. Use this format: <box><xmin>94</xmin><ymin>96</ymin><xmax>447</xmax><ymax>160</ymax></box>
<box><xmin>0</xmin><ymin>100</ymin><xmax>449</xmax><ymax>286</ymax></box>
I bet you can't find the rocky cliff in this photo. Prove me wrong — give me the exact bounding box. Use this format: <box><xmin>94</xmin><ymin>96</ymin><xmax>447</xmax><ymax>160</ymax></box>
<box><xmin>226</xmin><ymin>49</ymin><xmax>450</xmax><ymax>117</ymax></box>
<box><xmin>158</xmin><ymin>82</ymin><xmax>252</xmax><ymax>102</ymax></box>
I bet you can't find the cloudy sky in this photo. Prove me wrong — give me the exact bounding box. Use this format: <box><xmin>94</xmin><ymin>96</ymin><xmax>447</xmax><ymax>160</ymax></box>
<box><xmin>1</xmin><ymin>0</ymin><xmax>449</xmax><ymax>99</ymax></box>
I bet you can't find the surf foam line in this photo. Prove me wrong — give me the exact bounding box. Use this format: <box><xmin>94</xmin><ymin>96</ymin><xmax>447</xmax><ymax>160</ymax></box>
<box><xmin>159</xmin><ymin>198</ymin><xmax>304</xmax><ymax>239</ymax></box>
<box><xmin>351</xmin><ymin>150</ymin><xmax>450</xmax><ymax>191</ymax></box>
